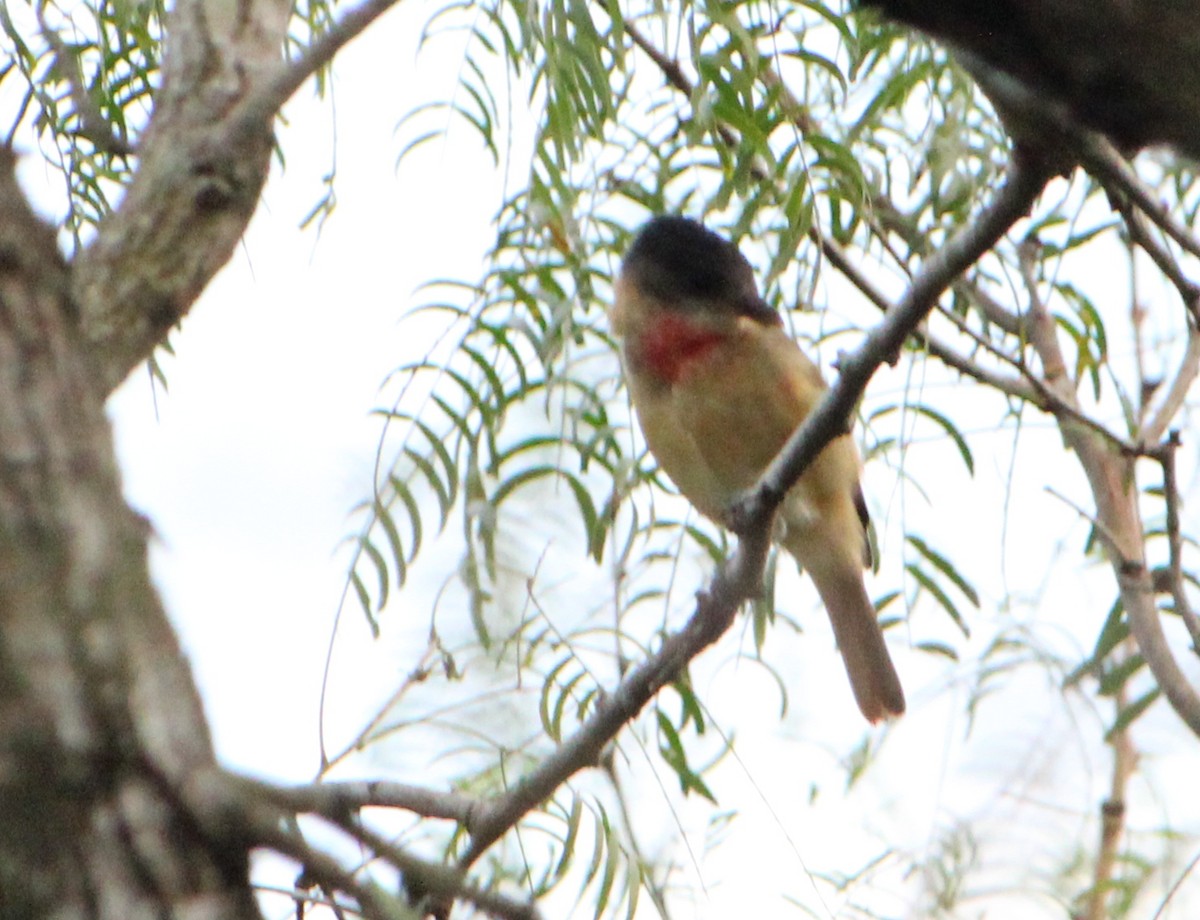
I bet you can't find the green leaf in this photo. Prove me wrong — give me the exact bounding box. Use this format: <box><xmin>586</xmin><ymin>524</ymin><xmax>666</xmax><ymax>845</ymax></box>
<box><xmin>907</xmin><ymin>535</ymin><xmax>980</xmax><ymax>607</ymax></box>
<box><xmin>539</xmin><ymin>657</ymin><xmax>573</xmax><ymax>741</ymax></box>
<box><xmin>553</xmin><ymin>795</ymin><xmax>583</xmax><ymax>882</ymax></box>
<box><xmin>1106</xmin><ymin>688</ymin><xmax>1160</xmax><ymax>741</ymax></box>
<box><xmin>915</xmin><ymin>641</ymin><xmax>959</xmax><ymax>661</ymax></box>
<box><xmin>907</xmin><ymin>563</ymin><xmax>970</xmax><ymax>638</ymax></box>
<box><xmin>349</xmin><ymin>571</ymin><xmax>379</xmax><ymax>638</ymax></box>
<box><xmin>1098</xmin><ymin>654</ymin><xmax>1146</xmax><ymax>697</ymax></box>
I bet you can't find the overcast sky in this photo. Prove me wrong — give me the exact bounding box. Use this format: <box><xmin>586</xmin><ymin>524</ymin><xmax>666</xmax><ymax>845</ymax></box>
<box><xmin>10</xmin><ymin>1</ymin><xmax>1200</xmax><ymax>915</ymax></box>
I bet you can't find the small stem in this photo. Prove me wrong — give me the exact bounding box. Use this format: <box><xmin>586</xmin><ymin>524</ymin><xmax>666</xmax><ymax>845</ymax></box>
<box><xmin>1084</xmin><ymin>679</ymin><xmax>1137</xmax><ymax>920</ymax></box>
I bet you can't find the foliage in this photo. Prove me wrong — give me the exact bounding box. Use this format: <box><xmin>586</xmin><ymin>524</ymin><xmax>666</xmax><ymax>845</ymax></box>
<box><xmin>8</xmin><ymin>0</ymin><xmax>1200</xmax><ymax>916</ymax></box>
<box><xmin>0</xmin><ymin>0</ymin><xmax>162</xmax><ymax>244</ymax></box>
<box><xmin>334</xmin><ymin>0</ymin><xmax>1200</xmax><ymax>916</ymax></box>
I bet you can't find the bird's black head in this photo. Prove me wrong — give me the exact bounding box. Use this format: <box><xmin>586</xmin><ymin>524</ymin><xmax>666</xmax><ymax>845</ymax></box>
<box><xmin>620</xmin><ymin>216</ymin><xmax>778</xmax><ymax>323</ymax></box>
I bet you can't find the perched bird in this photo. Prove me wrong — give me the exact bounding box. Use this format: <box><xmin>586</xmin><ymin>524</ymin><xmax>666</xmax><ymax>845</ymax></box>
<box><xmin>610</xmin><ymin>215</ymin><xmax>905</xmax><ymax>722</ymax></box>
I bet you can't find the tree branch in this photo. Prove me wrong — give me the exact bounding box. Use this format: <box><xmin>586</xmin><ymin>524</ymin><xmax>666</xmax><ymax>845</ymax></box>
<box><xmin>1083</xmin><ymin>678</ymin><xmax>1137</xmax><ymax>920</ymax></box>
<box><xmin>814</xmin><ymin>231</ymin><xmax>1038</xmax><ymax>401</ymax></box>
<box><xmin>73</xmin><ymin>0</ymin><xmax>291</xmax><ymax>392</ymax></box>
<box><xmin>1021</xmin><ymin>241</ymin><xmax>1200</xmax><ymax>736</ymax></box>
<box><xmin>737</xmin><ymin>151</ymin><xmax>1052</xmax><ymax>527</ymax></box>
<box><xmin>256</xmin><ymin>778</ymin><xmax>479</xmax><ymax>824</ymax></box>
<box><xmin>453</xmin><ymin>151</ymin><xmax>1050</xmax><ymax>877</ymax></box>
<box><xmin>1151</xmin><ymin>433</ymin><xmax>1200</xmax><ymax>655</ymax></box>
<box><xmin>70</xmin><ymin>0</ymin><xmax>413</xmax><ymax>392</ymax></box>
<box><xmin>235</xmin><ymin>0</ymin><xmax>406</xmax><ymax>135</ymax></box>
<box><xmin>456</xmin><ymin>533</ymin><xmax>758</xmax><ymax>869</ymax></box>
<box><xmin>1083</xmin><ymin>135</ymin><xmax>1200</xmax><ymax>264</ymax></box>
<box><xmin>193</xmin><ymin>769</ymin><xmax>540</xmax><ymax>920</ymax></box>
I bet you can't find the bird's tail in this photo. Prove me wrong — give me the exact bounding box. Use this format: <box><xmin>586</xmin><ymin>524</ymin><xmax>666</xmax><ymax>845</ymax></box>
<box><xmin>804</xmin><ymin>562</ymin><xmax>906</xmax><ymax>722</ymax></box>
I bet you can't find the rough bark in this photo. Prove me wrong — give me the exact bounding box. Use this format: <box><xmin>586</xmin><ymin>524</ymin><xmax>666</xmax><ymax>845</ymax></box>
<box><xmin>0</xmin><ymin>147</ymin><xmax>262</xmax><ymax>918</ymax></box>
<box><xmin>73</xmin><ymin>0</ymin><xmax>290</xmax><ymax>395</ymax></box>
<box><xmin>0</xmin><ymin>0</ymin><xmax>291</xmax><ymax>915</ymax></box>
<box><xmin>4</xmin><ymin>0</ymin><xmax>1198</xmax><ymax>915</ymax></box>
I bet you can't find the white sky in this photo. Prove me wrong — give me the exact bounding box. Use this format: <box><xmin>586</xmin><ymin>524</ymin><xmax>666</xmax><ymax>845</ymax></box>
<box><xmin>9</xmin><ymin>0</ymin><xmax>1200</xmax><ymax>915</ymax></box>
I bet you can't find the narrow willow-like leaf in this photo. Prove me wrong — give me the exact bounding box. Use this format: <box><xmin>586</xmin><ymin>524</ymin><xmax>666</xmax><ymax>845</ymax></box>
<box><xmin>349</xmin><ymin>571</ymin><xmax>379</xmax><ymax>638</ymax></box>
<box><xmin>553</xmin><ymin>794</ymin><xmax>583</xmax><ymax>883</ymax></box>
<box><xmin>1106</xmin><ymin>688</ymin><xmax>1161</xmax><ymax>741</ymax></box>
<box><xmin>907</xmin><ymin>534</ymin><xmax>980</xmax><ymax>607</ymax></box>
<box><xmin>1098</xmin><ymin>654</ymin><xmax>1147</xmax><ymax>697</ymax></box>
<box><xmin>593</xmin><ymin>819</ymin><xmax>620</xmax><ymax>920</ymax></box>
<box><xmin>539</xmin><ymin>657</ymin><xmax>574</xmax><ymax>741</ymax></box>
<box><xmin>907</xmin><ymin>563</ymin><xmax>970</xmax><ymax>638</ymax></box>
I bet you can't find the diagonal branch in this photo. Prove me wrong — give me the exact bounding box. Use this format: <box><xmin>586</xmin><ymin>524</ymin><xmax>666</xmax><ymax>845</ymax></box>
<box><xmin>814</xmin><ymin>231</ymin><xmax>1038</xmax><ymax>400</ymax></box>
<box><xmin>1021</xmin><ymin>242</ymin><xmax>1200</xmax><ymax>736</ymax></box>
<box><xmin>736</xmin><ymin>152</ymin><xmax>1052</xmax><ymax>527</ymax></box>
<box><xmin>257</xmin><ymin>778</ymin><xmax>480</xmax><ymax>823</ymax></box>
<box><xmin>456</xmin><ymin>538</ymin><xmax>755</xmax><ymax>869</ymax></box>
<box><xmin>1083</xmin><ymin>136</ymin><xmax>1200</xmax><ymax>264</ymax></box>
<box><xmin>73</xmin><ymin>0</ymin><xmax>290</xmax><ymax>392</ymax></box>
<box><xmin>454</xmin><ymin>150</ymin><xmax>1051</xmax><ymax>874</ymax></box>
<box><xmin>235</xmin><ymin>0</ymin><xmax>406</xmax><ymax>135</ymax></box>
<box><xmin>75</xmin><ymin>0</ymin><xmax>406</xmax><ymax>393</ymax></box>
<box><xmin>1151</xmin><ymin>433</ymin><xmax>1200</xmax><ymax>655</ymax></box>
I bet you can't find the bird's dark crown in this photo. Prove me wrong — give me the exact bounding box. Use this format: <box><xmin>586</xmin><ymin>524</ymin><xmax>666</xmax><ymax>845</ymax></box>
<box><xmin>621</xmin><ymin>215</ymin><xmax>777</xmax><ymax>323</ymax></box>
<box><xmin>622</xmin><ymin>216</ymin><xmax>749</xmax><ymax>300</ymax></box>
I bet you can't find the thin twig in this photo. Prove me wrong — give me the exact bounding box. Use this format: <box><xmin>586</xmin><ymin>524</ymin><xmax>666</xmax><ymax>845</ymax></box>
<box><xmin>1043</xmin><ymin>487</ymin><xmax>1125</xmax><ymax>551</ymax></box>
<box><xmin>319</xmin><ymin>636</ymin><xmax>441</xmax><ymax>775</ymax></box>
<box><xmin>1152</xmin><ymin>433</ymin><xmax>1200</xmax><ymax>653</ymax></box>
<box><xmin>815</xmin><ymin>231</ymin><xmax>1037</xmax><ymax>400</ymax></box>
<box><xmin>1142</xmin><ymin>325</ymin><xmax>1200</xmax><ymax>446</ymax></box>
<box><xmin>740</xmin><ymin>152</ymin><xmax>1052</xmax><ymax>525</ymax></box>
<box><xmin>1151</xmin><ymin>845</ymin><xmax>1200</xmax><ymax>920</ymax></box>
<box><xmin>1083</xmin><ymin>678</ymin><xmax>1137</xmax><ymax>920</ymax></box>
<box><xmin>1083</xmin><ymin>135</ymin><xmax>1200</xmax><ymax>263</ymax></box>
<box><xmin>234</xmin><ymin>0</ymin><xmax>406</xmax><ymax>136</ymax></box>
<box><xmin>601</xmin><ymin>757</ymin><xmax>676</xmax><ymax>920</ymax></box>
<box><xmin>255</xmin><ymin>778</ymin><xmax>479</xmax><ymax>824</ymax></box>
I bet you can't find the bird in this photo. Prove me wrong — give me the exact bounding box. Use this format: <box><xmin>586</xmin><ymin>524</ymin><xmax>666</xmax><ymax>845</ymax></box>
<box><xmin>610</xmin><ymin>215</ymin><xmax>905</xmax><ymax>722</ymax></box>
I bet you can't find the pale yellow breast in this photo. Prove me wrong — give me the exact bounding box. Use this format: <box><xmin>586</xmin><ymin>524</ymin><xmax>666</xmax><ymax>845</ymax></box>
<box><xmin>627</xmin><ymin>317</ymin><xmax>862</xmax><ymax>530</ymax></box>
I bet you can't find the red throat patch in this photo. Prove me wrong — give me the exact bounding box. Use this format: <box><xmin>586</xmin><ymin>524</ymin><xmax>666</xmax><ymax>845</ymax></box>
<box><xmin>634</xmin><ymin>313</ymin><xmax>727</xmax><ymax>385</ymax></box>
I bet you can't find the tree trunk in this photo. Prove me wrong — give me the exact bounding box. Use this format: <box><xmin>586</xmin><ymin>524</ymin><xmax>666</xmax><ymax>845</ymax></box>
<box><xmin>0</xmin><ymin>0</ymin><xmax>291</xmax><ymax>913</ymax></box>
<box><xmin>0</xmin><ymin>149</ymin><xmax>262</xmax><ymax>918</ymax></box>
